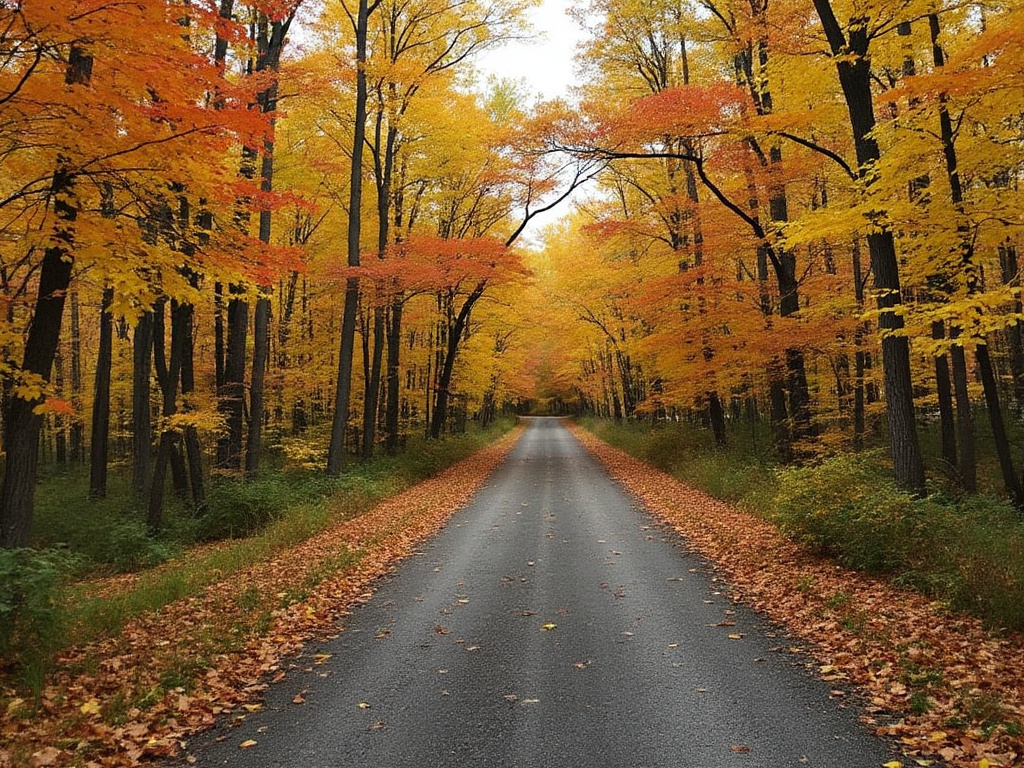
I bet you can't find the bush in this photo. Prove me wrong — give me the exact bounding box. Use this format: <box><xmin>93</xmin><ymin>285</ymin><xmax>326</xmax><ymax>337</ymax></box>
<box><xmin>769</xmin><ymin>452</ymin><xmax>932</xmax><ymax>573</ymax></box>
<box><xmin>0</xmin><ymin>548</ymin><xmax>78</xmax><ymax>688</ymax></box>
<box><xmin>197</xmin><ymin>474</ymin><xmax>318</xmax><ymax>541</ymax></box>
<box><xmin>769</xmin><ymin>453</ymin><xmax>1024</xmax><ymax>630</ymax></box>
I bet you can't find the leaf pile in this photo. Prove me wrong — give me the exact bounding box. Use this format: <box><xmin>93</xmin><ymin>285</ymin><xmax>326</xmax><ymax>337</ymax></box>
<box><xmin>0</xmin><ymin>428</ymin><xmax>521</xmax><ymax>768</ymax></box>
<box><xmin>574</xmin><ymin>427</ymin><xmax>1023</xmax><ymax>768</ymax></box>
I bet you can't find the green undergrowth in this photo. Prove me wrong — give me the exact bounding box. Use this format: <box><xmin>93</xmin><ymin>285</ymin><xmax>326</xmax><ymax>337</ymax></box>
<box><xmin>1</xmin><ymin>418</ymin><xmax>515</xmax><ymax>694</ymax></box>
<box><xmin>581</xmin><ymin>417</ymin><xmax>1024</xmax><ymax>633</ymax></box>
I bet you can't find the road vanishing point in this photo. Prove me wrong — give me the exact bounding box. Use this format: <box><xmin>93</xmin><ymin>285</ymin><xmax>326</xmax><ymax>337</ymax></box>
<box><xmin>177</xmin><ymin>417</ymin><xmax>898</xmax><ymax>768</ymax></box>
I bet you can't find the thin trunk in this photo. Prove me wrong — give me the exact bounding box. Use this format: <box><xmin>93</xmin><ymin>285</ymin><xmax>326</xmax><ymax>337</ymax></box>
<box><xmin>149</xmin><ymin>300</ymin><xmax>186</xmax><ymax>533</ymax></box>
<box><xmin>179</xmin><ymin>298</ymin><xmax>206</xmax><ymax>514</ymax></box>
<box><xmin>932</xmin><ymin>321</ymin><xmax>958</xmax><ymax>472</ymax></box>
<box><xmin>328</xmin><ymin>0</ymin><xmax>372</xmax><ymax>474</ymax></box>
<box><xmin>246</xmin><ymin>15</ymin><xmax>289</xmax><ymax>477</ymax></box>
<box><xmin>132</xmin><ymin>311</ymin><xmax>154</xmax><ymax>497</ymax></box>
<box><xmin>362</xmin><ymin>306</ymin><xmax>385</xmax><ymax>458</ymax></box>
<box><xmin>89</xmin><ymin>287</ymin><xmax>114</xmax><ymax>498</ymax></box>
<box><xmin>385</xmin><ymin>299</ymin><xmax>403</xmax><ymax>452</ymax></box>
<box><xmin>216</xmin><ymin>292</ymin><xmax>247</xmax><ymax>470</ymax></box>
<box><xmin>998</xmin><ymin>244</ymin><xmax>1024</xmax><ymax>409</ymax></box>
<box><xmin>977</xmin><ymin>343</ymin><xmax>1024</xmax><ymax>507</ymax></box>
<box><xmin>429</xmin><ymin>281</ymin><xmax>485</xmax><ymax>439</ymax></box>
<box><xmin>69</xmin><ymin>290</ymin><xmax>84</xmax><ymax>461</ymax></box>
<box><xmin>708</xmin><ymin>390</ymin><xmax>727</xmax><ymax>447</ymax></box>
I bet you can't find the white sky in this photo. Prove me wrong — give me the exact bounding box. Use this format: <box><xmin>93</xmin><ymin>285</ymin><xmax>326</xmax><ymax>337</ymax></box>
<box><xmin>475</xmin><ymin>0</ymin><xmax>589</xmax><ymax>101</ymax></box>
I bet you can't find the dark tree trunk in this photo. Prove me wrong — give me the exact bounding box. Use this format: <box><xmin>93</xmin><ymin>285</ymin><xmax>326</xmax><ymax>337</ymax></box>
<box><xmin>328</xmin><ymin>0</ymin><xmax>372</xmax><ymax>474</ymax></box>
<box><xmin>214</xmin><ymin>281</ymin><xmax>225</xmax><ymax>389</ymax></box>
<box><xmin>998</xmin><ymin>244</ymin><xmax>1024</xmax><ymax>409</ymax></box>
<box><xmin>178</xmin><ymin>297</ymin><xmax>206</xmax><ymax>513</ymax></box>
<box><xmin>216</xmin><ymin>293</ymin><xmax>247</xmax><ymax>470</ymax></box>
<box><xmin>69</xmin><ymin>290</ymin><xmax>84</xmax><ymax>462</ymax></box>
<box><xmin>132</xmin><ymin>311</ymin><xmax>154</xmax><ymax>497</ymax></box>
<box><xmin>0</xmin><ymin>159</ymin><xmax>80</xmax><ymax>546</ymax></box>
<box><xmin>245</xmin><ymin>15</ymin><xmax>288</xmax><ymax>477</ymax></box>
<box><xmin>851</xmin><ymin>237</ymin><xmax>867</xmax><ymax>451</ymax></box>
<box><xmin>149</xmin><ymin>299</ymin><xmax>187</xmax><ymax>533</ymax></box>
<box><xmin>949</xmin><ymin>339</ymin><xmax>977</xmax><ymax>492</ymax></box>
<box><xmin>362</xmin><ymin>306</ymin><xmax>385</xmax><ymax>458</ymax></box>
<box><xmin>385</xmin><ymin>299</ymin><xmax>403</xmax><ymax>452</ymax></box>
<box><xmin>89</xmin><ymin>287</ymin><xmax>114</xmax><ymax>498</ymax></box>
<box><xmin>55</xmin><ymin>348</ymin><xmax>67</xmax><ymax>464</ymax></box>
<box><xmin>932</xmin><ymin>321</ymin><xmax>958</xmax><ymax>472</ymax></box>
<box><xmin>430</xmin><ymin>281</ymin><xmax>485</xmax><ymax>439</ymax></box>
<box><xmin>708</xmin><ymin>390</ymin><xmax>727</xmax><ymax>447</ymax></box>
<box><xmin>976</xmin><ymin>343</ymin><xmax>1024</xmax><ymax>507</ymax></box>
<box><xmin>813</xmin><ymin>0</ymin><xmax>925</xmax><ymax>492</ymax></box>
<box><xmin>247</xmin><ymin>293</ymin><xmax>270</xmax><ymax>476</ymax></box>
<box><xmin>929</xmin><ymin>12</ymin><xmax>981</xmax><ymax>494</ymax></box>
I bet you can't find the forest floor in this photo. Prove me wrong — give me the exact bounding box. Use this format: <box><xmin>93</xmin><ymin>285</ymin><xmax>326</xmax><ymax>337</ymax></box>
<box><xmin>1</xmin><ymin>421</ymin><xmax>1021</xmax><ymax>768</ymax></box>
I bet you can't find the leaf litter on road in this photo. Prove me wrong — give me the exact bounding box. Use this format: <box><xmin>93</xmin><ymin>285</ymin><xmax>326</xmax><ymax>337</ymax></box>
<box><xmin>0</xmin><ymin>429</ymin><xmax>523</xmax><ymax>768</ymax></box>
<box><xmin>573</xmin><ymin>425</ymin><xmax>1023</xmax><ymax>768</ymax></box>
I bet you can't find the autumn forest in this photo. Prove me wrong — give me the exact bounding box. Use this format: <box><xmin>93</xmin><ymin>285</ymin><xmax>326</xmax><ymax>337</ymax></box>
<box><xmin>0</xmin><ymin>0</ymin><xmax>1020</xmax><ymax>535</ymax></box>
<box><xmin>2</xmin><ymin>0</ymin><xmax>1024</xmax><ymax>763</ymax></box>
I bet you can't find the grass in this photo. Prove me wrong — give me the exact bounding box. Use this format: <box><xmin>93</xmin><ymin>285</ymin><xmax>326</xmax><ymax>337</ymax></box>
<box><xmin>1</xmin><ymin>417</ymin><xmax>516</xmax><ymax>693</ymax></box>
<box><xmin>581</xmin><ymin>415</ymin><xmax>1024</xmax><ymax>633</ymax></box>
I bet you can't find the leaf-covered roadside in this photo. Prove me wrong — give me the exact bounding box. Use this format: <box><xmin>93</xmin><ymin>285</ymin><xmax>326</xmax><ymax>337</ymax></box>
<box><xmin>573</xmin><ymin>427</ymin><xmax>1023</xmax><ymax>768</ymax></box>
<box><xmin>0</xmin><ymin>428</ymin><xmax>522</xmax><ymax>768</ymax></box>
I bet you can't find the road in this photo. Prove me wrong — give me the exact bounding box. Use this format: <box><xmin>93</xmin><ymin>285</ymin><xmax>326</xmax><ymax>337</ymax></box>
<box><xmin>179</xmin><ymin>417</ymin><xmax>896</xmax><ymax>767</ymax></box>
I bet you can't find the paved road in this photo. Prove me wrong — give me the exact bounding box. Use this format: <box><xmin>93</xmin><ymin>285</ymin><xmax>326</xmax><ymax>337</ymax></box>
<box><xmin>180</xmin><ymin>417</ymin><xmax>896</xmax><ymax>767</ymax></box>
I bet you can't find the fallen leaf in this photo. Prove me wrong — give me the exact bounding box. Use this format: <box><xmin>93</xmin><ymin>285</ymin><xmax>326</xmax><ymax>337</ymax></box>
<box><xmin>80</xmin><ymin>699</ymin><xmax>101</xmax><ymax>716</ymax></box>
<box><xmin>358</xmin><ymin>702</ymin><xmax>371</xmax><ymax>709</ymax></box>
<box><xmin>541</xmin><ymin>623</ymin><xmax>557</xmax><ymax>631</ymax></box>
<box><xmin>731</xmin><ymin>745</ymin><xmax>750</xmax><ymax>753</ymax></box>
<box><xmin>292</xmin><ymin>693</ymin><xmax>305</xmax><ymax>704</ymax></box>
<box><xmin>31</xmin><ymin>746</ymin><xmax>62</xmax><ymax>767</ymax></box>
<box><xmin>239</xmin><ymin>740</ymin><xmax>257</xmax><ymax>749</ymax></box>
<box><xmin>728</xmin><ymin>633</ymin><xmax>744</xmax><ymax>640</ymax></box>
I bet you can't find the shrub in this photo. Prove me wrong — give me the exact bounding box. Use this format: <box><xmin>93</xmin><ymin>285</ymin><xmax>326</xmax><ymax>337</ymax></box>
<box><xmin>769</xmin><ymin>452</ymin><xmax>931</xmax><ymax>573</ymax></box>
<box><xmin>0</xmin><ymin>548</ymin><xmax>78</xmax><ymax>689</ymax></box>
<box><xmin>769</xmin><ymin>453</ymin><xmax>1024</xmax><ymax>630</ymax></box>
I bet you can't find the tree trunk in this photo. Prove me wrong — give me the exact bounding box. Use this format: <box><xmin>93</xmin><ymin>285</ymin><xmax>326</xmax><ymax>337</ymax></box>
<box><xmin>708</xmin><ymin>390</ymin><xmax>727</xmax><ymax>447</ymax></box>
<box><xmin>949</xmin><ymin>339</ymin><xmax>977</xmax><ymax>492</ymax></box>
<box><xmin>328</xmin><ymin>0</ymin><xmax>372</xmax><ymax>474</ymax></box>
<box><xmin>89</xmin><ymin>287</ymin><xmax>114</xmax><ymax>498</ymax></box>
<box><xmin>178</xmin><ymin>297</ymin><xmax>206</xmax><ymax>514</ymax></box>
<box><xmin>245</xmin><ymin>15</ymin><xmax>288</xmax><ymax>477</ymax></box>
<box><xmin>0</xmin><ymin>158</ymin><xmax>80</xmax><ymax>546</ymax></box>
<box><xmin>998</xmin><ymin>243</ymin><xmax>1024</xmax><ymax>409</ymax></box>
<box><xmin>216</xmin><ymin>293</ymin><xmax>247</xmax><ymax>470</ymax></box>
<box><xmin>812</xmin><ymin>0</ymin><xmax>925</xmax><ymax>492</ymax></box>
<box><xmin>976</xmin><ymin>342</ymin><xmax>1024</xmax><ymax>507</ymax></box>
<box><xmin>132</xmin><ymin>311</ymin><xmax>154</xmax><ymax>497</ymax></box>
<box><xmin>384</xmin><ymin>299</ymin><xmax>403</xmax><ymax>452</ymax></box>
<box><xmin>362</xmin><ymin>305</ymin><xmax>385</xmax><ymax>458</ymax></box>
<box><xmin>932</xmin><ymin>321</ymin><xmax>957</xmax><ymax>472</ymax></box>
<box><xmin>69</xmin><ymin>289</ymin><xmax>84</xmax><ymax>462</ymax></box>
<box><xmin>429</xmin><ymin>281</ymin><xmax>485</xmax><ymax>439</ymax></box>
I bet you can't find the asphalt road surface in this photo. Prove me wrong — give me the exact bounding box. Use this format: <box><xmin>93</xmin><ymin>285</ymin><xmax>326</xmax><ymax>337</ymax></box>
<box><xmin>179</xmin><ymin>417</ymin><xmax>896</xmax><ymax>768</ymax></box>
